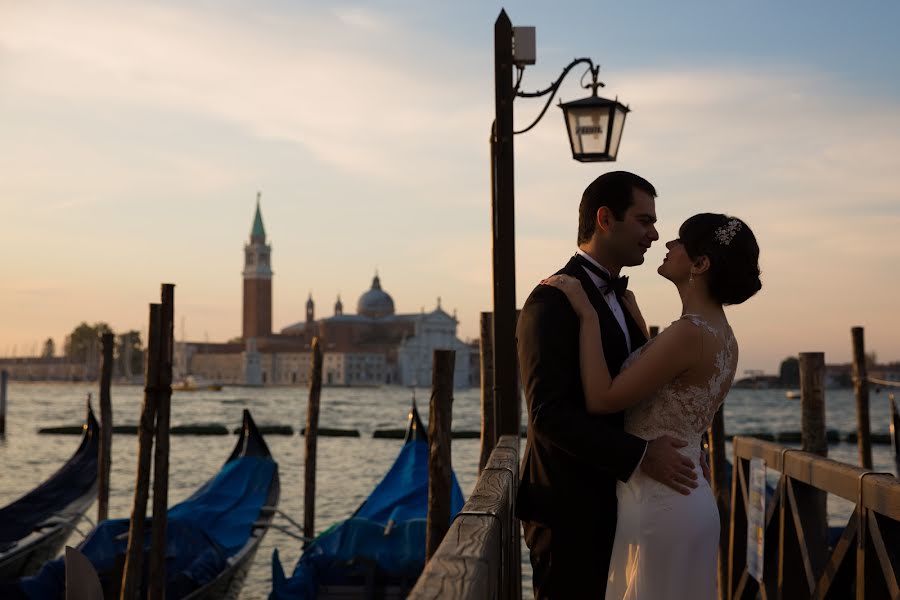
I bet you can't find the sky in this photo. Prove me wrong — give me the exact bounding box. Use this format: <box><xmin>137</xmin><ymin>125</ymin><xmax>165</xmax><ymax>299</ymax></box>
<box><xmin>2</xmin><ymin>1</ymin><xmax>899</xmax><ymax>376</ymax></box>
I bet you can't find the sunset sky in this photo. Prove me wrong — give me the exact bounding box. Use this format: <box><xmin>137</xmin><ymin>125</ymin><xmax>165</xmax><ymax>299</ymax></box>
<box><xmin>2</xmin><ymin>1</ymin><xmax>899</xmax><ymax>376</ymax></box>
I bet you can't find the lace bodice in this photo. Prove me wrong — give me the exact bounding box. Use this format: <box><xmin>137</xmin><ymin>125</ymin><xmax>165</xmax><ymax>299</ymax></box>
<box><xmin>622</xmin><ymin>314</ymin><xmax>737</xmax><ymax>459</ymax></box>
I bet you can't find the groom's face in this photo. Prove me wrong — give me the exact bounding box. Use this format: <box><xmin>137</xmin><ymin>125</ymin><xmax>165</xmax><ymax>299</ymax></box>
<box><xmin>607</xmin><ymin>188</ymin><xmax>659</xmax><ymax>267</ymax></box>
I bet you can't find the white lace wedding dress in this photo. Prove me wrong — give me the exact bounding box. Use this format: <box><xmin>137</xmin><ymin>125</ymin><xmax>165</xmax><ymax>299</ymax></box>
<box><xmin>605</xmin><ymin>314</ymin><xmax>738</xmax><ymax>600</ymax></box>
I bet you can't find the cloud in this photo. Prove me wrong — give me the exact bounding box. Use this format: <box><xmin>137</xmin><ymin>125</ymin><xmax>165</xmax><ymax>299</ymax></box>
<box><xmin>0</xmin><ymin>1</ymin><xmax>488</xmax><ymax>185</ymax></box>
<box><xmin>2</xmin><ymin>4</ymin><xmax>899</xmax><ymax>372</ymax></box>
<box><xmin>333</xmin><ymin>6</ymin><xmax>391</xmax><ymax>32</ymax></box>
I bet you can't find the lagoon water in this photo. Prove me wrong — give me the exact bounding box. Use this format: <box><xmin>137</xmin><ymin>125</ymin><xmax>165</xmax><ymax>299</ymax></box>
<box><xmin>1</xmin><ymin>382</ymin><xmax>897</xmax><ymax>598</ymax></box>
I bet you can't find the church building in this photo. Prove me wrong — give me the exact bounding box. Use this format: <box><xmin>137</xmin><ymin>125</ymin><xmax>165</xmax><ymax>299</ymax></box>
<box><xmin>176</xmin><ymin>197</ymin><xmax>476</xmax><ymax>387</ymax></box>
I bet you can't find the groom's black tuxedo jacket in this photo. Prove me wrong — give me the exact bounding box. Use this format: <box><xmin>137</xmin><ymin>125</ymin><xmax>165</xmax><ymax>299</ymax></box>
<box><xmin>516</xmin><ymin>256</ymin><xmax>648</xmax><ymax>530</ymax></box>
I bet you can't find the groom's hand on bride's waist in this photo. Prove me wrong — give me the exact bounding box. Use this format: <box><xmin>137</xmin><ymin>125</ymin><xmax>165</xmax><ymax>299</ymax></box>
<box><xmin>640</xmin><ymin>436</ymin><xmax>699</xmax><ymax>495</ymax></box>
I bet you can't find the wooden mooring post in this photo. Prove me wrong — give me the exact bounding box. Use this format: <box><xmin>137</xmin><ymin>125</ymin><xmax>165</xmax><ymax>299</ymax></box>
<box><xmin>0</xmin><ymin>369</ymin><xmax>7</xmax><ymax>435</ymax></box>
<box><xmin>149</xmin><ymin>283</ymin><xmax>174</xmax><ymax>600</ymax></box>
<box><xmin>121</xmin><ymin>284</ymin><xmax>175</xmax><ymax>600</ymax></box>
<box><xmin>426</xmin><ymin>349</ymin><xmax>454</xmax><ymax>562</ymax></box>
<box><xmin>891</xmin><ymin>393</ymin><xmax>900</xmax><ymax>477</ymax></box>
<box><xmin>98</xmin><ymin>333</ymin><xmax>114</xmax><ymax>522</ymax></box>
<box><xmin>120</xmin><ymin>303</ymin><xmax>162</xmax><ymax>600</ymax></box>
<box><xmin>850</xmin><ymin>326</ymin><xmax>873</xmax><ymax>469</ymax></box>
<box><xmin>479</xmin><ymin>312</ymin><xmax>495</xmax><ymax>473</ymax></box>
<box><xmin>303</xmin><ymin>337</ymin><xmax>323</xmax><ymax>544</ymax></box>
<box><xmin>790</xmin><ymin>351</ymin><xmax>828</xmax><ymax>596</ymax></box>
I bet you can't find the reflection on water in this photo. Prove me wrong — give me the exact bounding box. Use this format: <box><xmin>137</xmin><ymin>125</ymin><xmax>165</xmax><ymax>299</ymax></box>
<box><xmin>0</xmin><ymin>383</ymin><xmax>896</xmax><ymax>598</ymax></box>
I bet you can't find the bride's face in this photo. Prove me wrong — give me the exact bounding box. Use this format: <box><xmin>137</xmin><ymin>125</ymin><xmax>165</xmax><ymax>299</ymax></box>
<box><xmin>658</xmin><ymin>238</ymin><xmax>692</xmax><ymax>282</ymax></box>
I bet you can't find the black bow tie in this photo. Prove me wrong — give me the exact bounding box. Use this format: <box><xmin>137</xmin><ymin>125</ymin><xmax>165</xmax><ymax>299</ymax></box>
<box><xmin>574</xmin><ymin>254</ymin><xmax>628</xmax><ymax>296</ymax></box>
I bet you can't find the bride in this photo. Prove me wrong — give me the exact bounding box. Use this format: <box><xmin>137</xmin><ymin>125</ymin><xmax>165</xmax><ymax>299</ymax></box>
<box><xmin>542</xmin><ymin>213</ymin><xmax>761</xmax><ymax>600</ymax></box>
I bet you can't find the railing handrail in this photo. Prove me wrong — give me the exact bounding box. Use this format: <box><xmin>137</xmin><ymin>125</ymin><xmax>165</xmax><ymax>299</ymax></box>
<box><xmin>409</xmin><ymin>434</ymin><xmax>520</xmax><ymax>599</ymax></box>
<box><xmin>732</xmin><ymin>435</ymin><xmax>899</xmax><ymax>518</ymax></box>
<box><xmin>867</xmin><ymin>375</ymin><xmax>900</xmax><ymax>388</ymax></box>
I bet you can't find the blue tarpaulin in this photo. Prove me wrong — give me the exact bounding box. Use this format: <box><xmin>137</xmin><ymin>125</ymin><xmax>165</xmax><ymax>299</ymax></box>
<box><xmin>12</xmin><ymin>455</ymin><xmax>275</xmax><ymax>599</ymax></box>
<box><xmin>271</xmin><ymin>432</ymin><xmax>464</xmax><ymax>599</ymax></box>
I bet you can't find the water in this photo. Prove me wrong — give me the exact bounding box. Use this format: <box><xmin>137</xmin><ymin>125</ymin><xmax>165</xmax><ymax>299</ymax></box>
<box><xmin>0</xmin><ymin>383</ymin><xmax>897</xmax><ymax>598</ymax></box>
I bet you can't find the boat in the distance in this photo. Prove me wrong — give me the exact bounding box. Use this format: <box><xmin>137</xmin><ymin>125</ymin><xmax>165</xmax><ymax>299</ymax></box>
<box><xmin>0</xmin><ymin>403</ymin><xmax>99</xmax><ymax>582</ymax></box>
<box><xmin>172</xmin><ymin>376</ymin><xmax>223</xmax><ymax>392</ymax></box>
<box><xmin>4</xmin><ymin>409</ymin><xmax>279</xmax><ymax>599</ymax></box>
<box><xmin>270</xmin><ymin>402</ymin><xmax>464</xmax><ymax>599</ymax></box>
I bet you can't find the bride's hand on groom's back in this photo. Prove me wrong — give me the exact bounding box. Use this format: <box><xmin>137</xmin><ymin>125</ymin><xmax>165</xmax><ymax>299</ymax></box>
<box><xmin>540</xmin><ymin>275</ymin><xmax>592</xmax><ymax>320</ymax></box>
<box><xmin>640</xmin><ymin>435</ymin><xmax>699</xmax><ymax>495</ymax></box>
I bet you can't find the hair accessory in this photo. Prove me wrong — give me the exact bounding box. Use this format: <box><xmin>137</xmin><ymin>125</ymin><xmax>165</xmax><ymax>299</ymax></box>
<box><xmin>714</xmin><ymin>218</ymin><xmax>742</xmax><ymax>245</ymax></box>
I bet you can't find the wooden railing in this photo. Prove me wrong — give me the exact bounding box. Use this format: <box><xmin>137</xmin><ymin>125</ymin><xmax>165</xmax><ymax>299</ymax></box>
<box><xmin>727</xmin><ymin>435</ymin><xmax>900</xmax><ymax>599</ymax></box>
<box><xmin>409</xmin><ymin>434</ymin><xmax>521</xmax><ymax>599</ymax></box>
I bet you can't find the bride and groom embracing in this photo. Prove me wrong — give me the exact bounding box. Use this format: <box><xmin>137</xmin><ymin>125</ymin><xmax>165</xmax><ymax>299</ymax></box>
<box><xmin>516</xmin><ymin>171</ymin><xmax>762</xmax><ymax>600</ymax></box>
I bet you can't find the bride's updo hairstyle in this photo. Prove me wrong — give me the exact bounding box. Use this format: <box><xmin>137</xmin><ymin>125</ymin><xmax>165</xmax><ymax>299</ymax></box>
<box><xmin>679</xmin><ymin>213</ymin><xmax>761</xmax><ymax>305</ymax></box>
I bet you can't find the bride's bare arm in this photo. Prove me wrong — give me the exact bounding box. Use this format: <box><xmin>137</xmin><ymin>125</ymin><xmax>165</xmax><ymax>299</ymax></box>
<box><xmin>541</xmin><ymin>274</ymin><xmax>702</xmax><ymax>414</ymax></box>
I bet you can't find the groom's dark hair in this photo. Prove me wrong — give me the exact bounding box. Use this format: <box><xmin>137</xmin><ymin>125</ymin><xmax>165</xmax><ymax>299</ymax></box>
<box><xmin>578</xmin><ymin>171</ymin><xmax>657</xmax><ymax>244</ymax></box>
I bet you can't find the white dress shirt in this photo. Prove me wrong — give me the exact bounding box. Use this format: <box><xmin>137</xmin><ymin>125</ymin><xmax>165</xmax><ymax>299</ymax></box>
<box><xmin>575</xmin><ymin>249</ymin><xmax>632</xmax><ymax>353</ymax></box>
<box><xmin>575</xmin><ymin>249</ymin><xmax>647</xmax><ymax>475</ymax></box>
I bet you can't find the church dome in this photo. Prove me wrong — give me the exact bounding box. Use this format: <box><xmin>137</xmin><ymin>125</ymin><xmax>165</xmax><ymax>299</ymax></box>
<box><xmin>357</xmin><ymin>274</ymin><xmax>395</xmax><ymax>318</ymax></box>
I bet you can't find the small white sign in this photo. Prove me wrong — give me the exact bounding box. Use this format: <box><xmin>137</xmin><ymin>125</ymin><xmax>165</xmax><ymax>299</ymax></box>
<box><xmin>747</xmin><ymin>458</ymin><xmax>766</xmax><ymax>582</ymax></box>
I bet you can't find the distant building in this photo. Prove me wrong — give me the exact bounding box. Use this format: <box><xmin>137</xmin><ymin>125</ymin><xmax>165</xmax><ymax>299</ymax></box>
<box><xmin>0</xmin><ymin>357</ymin><xmax>85</xmax><ymax>381</ymax></box>
<box><xmin>176</xmin><ymin>197</ymin><xmax>477</xmax><ymax>387</ymax></box>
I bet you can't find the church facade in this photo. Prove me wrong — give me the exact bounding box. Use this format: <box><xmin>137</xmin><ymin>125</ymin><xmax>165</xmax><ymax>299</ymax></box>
<box><xmin>175</xmin><ymin>199</ymin><xmax>477</xmax><ymax>387</ymax></box>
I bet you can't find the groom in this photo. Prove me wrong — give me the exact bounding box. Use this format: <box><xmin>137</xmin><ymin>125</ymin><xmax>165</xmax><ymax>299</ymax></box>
<box><xmin>516</xmin><ymin>171</ymin><xmax>700</xmax><ymax>599</ymax></box>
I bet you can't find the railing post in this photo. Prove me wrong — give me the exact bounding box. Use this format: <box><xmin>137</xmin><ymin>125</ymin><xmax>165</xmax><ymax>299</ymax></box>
<box><xmin>708</xmin><ymin>405</ymin><xmax>729</xmax><ymax>600</ymax></box>
<box><xmin>304</xmin><ymin>337</ymin><xmax>323</xmax><ymax>544</ymax></box>
<box><xmin>727</xmin><ymin>441</ymin><xmax>749</xmax><ymax>600</ymax></box>
<box><xmin>426</xmin><ymin>350</ymin><xmax>455</xmax><ymax>561</ymax></box>
<box><xmin>479</xmin><ymin>312</ymin><xmax>495</xmax><ymax>473</ymax></box>
<box><xmin>850</xmin><ymin>327</ymin><xmax>873</xmax><ymax>469</ymax></box>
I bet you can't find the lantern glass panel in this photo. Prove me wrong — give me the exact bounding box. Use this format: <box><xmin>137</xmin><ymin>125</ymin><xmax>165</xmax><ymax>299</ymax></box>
<box><xmin>607</xmin><ymin>105</ymin><xmax>628</xmax><ymax>159</ymax></box>
<box><xmin>566</xmin><ymin>105</ymin><xmax>612</xmax><ymax>157</ymax></box>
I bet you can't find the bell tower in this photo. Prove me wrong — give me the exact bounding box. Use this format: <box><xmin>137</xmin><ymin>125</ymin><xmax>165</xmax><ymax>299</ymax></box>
<box><xmin>242</xmin><ymin>192</ymin><xmax>273</xmax><ymax>340</ymax></box>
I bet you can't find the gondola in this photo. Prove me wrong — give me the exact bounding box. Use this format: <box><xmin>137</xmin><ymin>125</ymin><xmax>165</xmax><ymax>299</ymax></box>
<box><xmin>0</xmin><ymin>403</ymin><xmax>99</xmax><ymax>581</ymax></box>
<box><xmin>270</xmin><ymin>402</ymin><xmax>464</xmax><ymax>600</ymax></box>
<box><xmin>4</xmin><ymin>409</ymin><xmax>279</xmax><ymax>599</ymax></box>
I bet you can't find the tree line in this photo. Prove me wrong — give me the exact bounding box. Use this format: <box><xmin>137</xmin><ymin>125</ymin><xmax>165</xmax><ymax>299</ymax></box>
<box><xmin>44</xmin><ymin>322</ymin><xmax>146</xmax><ymax>378</ymax></box>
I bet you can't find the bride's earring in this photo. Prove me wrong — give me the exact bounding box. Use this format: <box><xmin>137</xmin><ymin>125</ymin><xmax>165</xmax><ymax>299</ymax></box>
<box><xmin>689</xmin><ymin>271</ymin><xmax>694</xmax><ymax>284</ymax></box>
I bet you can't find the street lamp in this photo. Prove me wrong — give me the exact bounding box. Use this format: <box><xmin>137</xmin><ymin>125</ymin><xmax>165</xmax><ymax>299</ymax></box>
<box><xmin>559</xmin><ymin>79</ymin><xmax>630</xmax><ymax>162</ymax></box>
<box><xmin>489</xmin><ymin>10</ymin><xmax>630</xmax><ymax>444</ymax></box>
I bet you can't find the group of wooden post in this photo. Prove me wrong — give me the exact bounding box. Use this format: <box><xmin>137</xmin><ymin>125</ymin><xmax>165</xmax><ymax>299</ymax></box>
<box><xmin>86</xmin><ymin>284</ymin><xmax>175</xmax><ymax>600</ymax></box>
<box><xmin>120</xmin><ymin>284</ymin><xmax>176</xmax><ymax>600</ymax></box>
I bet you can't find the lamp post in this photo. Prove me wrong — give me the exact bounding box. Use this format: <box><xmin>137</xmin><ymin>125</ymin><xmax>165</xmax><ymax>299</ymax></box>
<box><xmin>490</xmin><ymin>10</ymin><xmax>630</xmax><ymax>443</ymax></box>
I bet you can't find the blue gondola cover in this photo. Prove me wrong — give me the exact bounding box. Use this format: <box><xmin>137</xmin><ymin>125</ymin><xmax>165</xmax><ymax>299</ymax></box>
<box><xmin>7</xmin><ymin>448</ymin><xmax>275</xmax><ymax>599</ymax></box>
<box><xmin>271</xmin><ymin>415</ymin><xmax>464</xmax><ymax>599</ymax></box>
